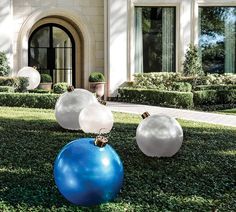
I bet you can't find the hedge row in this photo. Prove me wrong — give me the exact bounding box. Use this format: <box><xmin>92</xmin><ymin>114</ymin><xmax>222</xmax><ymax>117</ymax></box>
<box><xmin>194</xmin><ymin>89</ymin><xmax>236</xmax><ymax>106</ymax></box>
<box><xmin>0</xmin><ymin>93</ymin><xmax>60</xmax><ymax>109</ymax></box>
<box><xmin>0</xmin><ymin>76</ymin><xmax>28</xmax><ymax>92</ymax></box>
<box><xmin>194</xmin><ymin>84</ymin><xmax>236</xmax><ymax>91</ymax></box>
<box><xmin>118</xmin><ymin>87</ymin><xmax>236</xmax><ymax>109</ymax></box>
<box><xmin>118</xmin><ymin>87</ymin><xmax>193</xmax><ymax>108</ymax></box>
<box><xmin>0</xmin><ymin>86</ymin><xmax>14</xmax><ymax>93</ymax></box>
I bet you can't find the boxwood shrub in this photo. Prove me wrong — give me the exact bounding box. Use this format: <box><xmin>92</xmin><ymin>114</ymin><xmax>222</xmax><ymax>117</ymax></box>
<box><xmin>118</xmin><ymin>87</ymin><xmax>193</xmax><ymax>108</ymax></box>
<box><xmin>0</xmin><ymin>76</ymin><xmax>28</xmax><ymax>92</ymax></box>
<box><xmin>193</xmin><ymin>89</ymin><xmax>236</xmax><ymax>106</ymax></box>
<box><xmin>0</xmin><ymin>93</ymin><xmax>60</xmax><ymax>109</ymax></box>
<box><xmin>194</xmin><ymin>84</ymin><xmax>236</xmax><ymax>91</ymax></box>
<box><xmin>0</xmin><ymin>86</ymin><xmax>14</xmax><ymax>93</ymax></box>
<box><xmin>53</xmin><ymin>82</ymin><xmax>68</xmax><ymax>94</ymax></box>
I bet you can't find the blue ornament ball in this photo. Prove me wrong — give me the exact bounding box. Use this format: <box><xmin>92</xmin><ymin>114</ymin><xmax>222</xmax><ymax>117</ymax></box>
<box><xmin>54</xmin><ymin>137</ymin><xmax>124</xmax><ymax>206</ymax></box>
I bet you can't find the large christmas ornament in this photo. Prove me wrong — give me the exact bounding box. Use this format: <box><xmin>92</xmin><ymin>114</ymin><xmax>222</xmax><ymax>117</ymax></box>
<box><xmin>79</xmin><ymin>103</ymin><xmax>114</xmax><ymax>134</ymax></box>
<box><xmin>54</xmin><ymin>136</ymin><xmax>124</xmax><ymax>206</ymax></box>
<box><xmin>55</xmin><ymin>87</ymin><xmax>98</xmax><ymax>130</ymax></box>
<box><xmin>17</xmin><ymin>67</ymin><xmax>40</xmax><ymax>90</ymax></box>
<box><xmin>136</xmin><ymin>112</ymin><xmax>183</xmax><ymax>157</ymax></box>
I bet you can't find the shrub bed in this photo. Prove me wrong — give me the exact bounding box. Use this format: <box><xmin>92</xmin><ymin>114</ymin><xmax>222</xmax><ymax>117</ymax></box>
<box><xmin>0</xmin><ymin>76</ymin><xmax>28</xmax><ymax>92</ymax></box>
<box><xmin>53</xmin><ymin>82</ymin><xmax>68</xmax><ymax>94</ymax></box>
<box><xmin>0</xmin><ymin>86</ymin><xmax>14</xmax><ymax>93</ymax></box>
<box><xmin>0</xmin><ymin>93</ymin><xmax>60</xmax><ymax>109</ymax></box>
<box><xmin>193</xmin><ymin>89</ymin><xmax>236</xmax><ymax>106</ymax></box>
<box><xmin>118</xmin><ymin>87</ymin><xmax>193</xmax><ymax>108</ymax></box>
<box><xmin>194</xmin><ymin>84</ymin><xmax>236</xmax><ymax>91</ymax></box>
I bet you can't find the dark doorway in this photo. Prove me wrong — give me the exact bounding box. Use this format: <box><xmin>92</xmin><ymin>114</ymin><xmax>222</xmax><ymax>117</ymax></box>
<box><xmin>28</xmin><ymin>24</ymin><xmax>75</xmax><ymax>85</ymax></box>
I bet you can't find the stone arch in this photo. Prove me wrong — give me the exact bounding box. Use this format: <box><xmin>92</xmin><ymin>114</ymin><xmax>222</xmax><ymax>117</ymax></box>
<box><xmin>16</xmin><ymin>8</ymin><xmax>95</xmax><ymax>88</ymax></box>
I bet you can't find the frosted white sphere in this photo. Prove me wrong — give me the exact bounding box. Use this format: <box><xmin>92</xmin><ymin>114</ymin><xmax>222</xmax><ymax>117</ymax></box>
<box><xmin>17</xmin><ymin>67</ymin><xmax>41</xmax><ymax>90</ymax></box>
<box><xmin>55</xmin><ymin>89</ymin><xmax>98</xmax><ymax>130</ymax></box>
<box><xmin>79</xmin><ymin>103</ymin><xmax>114</xmax><ymax>134</ymax></box>
<box><xmin>136</xmin><ymin>114</ymin><xmax>183</xmax><ymax>157</ymax></box>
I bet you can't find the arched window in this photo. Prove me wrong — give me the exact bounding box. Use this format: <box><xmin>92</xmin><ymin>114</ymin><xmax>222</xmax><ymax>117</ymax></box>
<box><xmin>29</xmin><ymin>24</ymin><xmax>75</xmax><ymax>85</ymax></box>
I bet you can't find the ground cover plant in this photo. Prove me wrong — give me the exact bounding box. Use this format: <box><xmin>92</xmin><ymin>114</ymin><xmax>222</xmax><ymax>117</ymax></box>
<box><xmin>0</xmin><ymin>107</ymin><xmax>235</xmax><ymax>211</ymax></box>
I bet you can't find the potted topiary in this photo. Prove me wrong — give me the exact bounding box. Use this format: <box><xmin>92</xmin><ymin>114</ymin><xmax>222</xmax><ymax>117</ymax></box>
<box><xmin>88</xmin><ymin>72</ymin><xmax>106</xmax><ymax>97</ymax></box>
<box><xmin>38</xmin><ymin>74</ymin><xmax>52</xmax><ymax>91</ymax></box>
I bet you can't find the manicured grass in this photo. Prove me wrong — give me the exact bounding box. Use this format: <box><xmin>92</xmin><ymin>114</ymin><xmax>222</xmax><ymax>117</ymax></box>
<box><xmin>0</xmin><ymin>106</ymin><xmax>235</xmax><ymax>211</ymax></box>
<box><xmin>217</xmin><ymin>108</ymin><xmax>236</xmax><ymax>115</ymax></box>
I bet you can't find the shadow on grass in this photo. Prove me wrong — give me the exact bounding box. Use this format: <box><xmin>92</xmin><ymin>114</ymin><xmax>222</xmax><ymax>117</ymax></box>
<box><xmin>0</xmin><ymin>116</ymin><xmax>235</xmax><ymax>211</ymax></box>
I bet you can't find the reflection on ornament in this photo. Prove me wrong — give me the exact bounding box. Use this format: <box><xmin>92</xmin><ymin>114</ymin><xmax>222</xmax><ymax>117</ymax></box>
<box><xmin>136</xmin><ymin>112</ymin><xmax>183</xmax><ymax>157</ymax></box>
<box><xmin>54</xmin><ymin>136</ymin><xmax>124</xmax><ymax>206</ymax></box>
<box><xmin>17</xmin><ymin>67</ymin><xmax>40</xmax><ymax>90</ymax></box>
<box><xmin>79</xmin><ymin>103</ymin><xmax>113</xmax><ymax>134</ymax></box>
<box><xmin>55</xmin><ymin>88</ymin><xmax>97</xmax><ymax>130</ymax></box>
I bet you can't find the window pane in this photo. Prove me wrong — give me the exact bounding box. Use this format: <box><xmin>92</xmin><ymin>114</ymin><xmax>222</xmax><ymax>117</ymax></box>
<box><xmin>30</xmin><ymin>27</ymin><xmax>50</xmax><ymax>47</ymax></box>
<box><xmin>29</xmin><ymin>48</ymin><xmax>48</xmax><ymax>69</ymax></box>
<box><xmin>199</xmin><ymin>7</ymin><xmax>236</xmax><ymax>74</ymax></box>
<box><xmin>55</xmin><ymin>48</ymin><xmax>72</xmax><ymax>69</ymax></box>
<box><xmin>53</xmin><ymin>69</ymin><xmax>72</xmax><ymax>85</ymax></box>
<box><xmin>53</xmin><ymin>27</ymin><xmax>72</xmax><ymax>47</ymax></box>
<box><xmin>135</xmin><ymin>7</ymin><xmax>176</xmax><ymax>73</ymax></box>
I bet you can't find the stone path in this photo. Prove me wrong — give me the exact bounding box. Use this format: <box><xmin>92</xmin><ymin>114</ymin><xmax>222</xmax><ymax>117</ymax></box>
<box><xmin>107</xmin><ymin>101</ymin><xmax>236</xmax><ymax>127</ymax></box>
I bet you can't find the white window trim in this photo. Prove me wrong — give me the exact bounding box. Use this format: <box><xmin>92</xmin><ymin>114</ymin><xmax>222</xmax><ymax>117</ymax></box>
<box><xmin>193</xmin><ymin>0</ymin><xmax>236</xmax><ymax>45</ymax></box>
<box><xmin>128</xmin><ymin>0</ymin><xmax>181</xmax><ymax>80</ymax></box>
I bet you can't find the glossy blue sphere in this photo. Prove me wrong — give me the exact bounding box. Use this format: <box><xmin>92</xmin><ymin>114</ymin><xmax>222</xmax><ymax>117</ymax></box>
<box><xmin>54</xmin><ymin>138</ymin><xmax>124</xmax><ymax>206</ymax></box>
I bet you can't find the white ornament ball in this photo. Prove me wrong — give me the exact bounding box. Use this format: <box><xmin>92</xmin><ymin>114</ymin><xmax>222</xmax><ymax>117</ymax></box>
<box><xmin>17</xmin><ymin>67</ymin><xmax>41</xmax><ymax>90</ymax></box>
<box><xmin>55</xmin><ymin>88</ymin><xmax>98</xmax><ymax>130</ymax></box>
<box><xmin>79</xmin><ymin>103</ymin><xmax>114</xmax><ymax>134</ymax></box>
<box><xmin>136</xmin><ymin>114</ymin><xmax>183</xmax><ymax>157</ymax></box>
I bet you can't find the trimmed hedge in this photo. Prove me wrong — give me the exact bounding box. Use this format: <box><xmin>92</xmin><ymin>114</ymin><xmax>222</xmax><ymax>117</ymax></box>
<box><xmin>0</xmin><ymin>93</ymin><xmax>60</xmax><ymax>109</ymax></box>
<box><xmin>193</xmin><ymin>89</ymin><xmax>236</xmax><ymax>106</ymax></box>
<box><xmin>0</xmin><ymin>86</ymin><xmax>14</xmax><ymax>93</ymax></box>
<box><xmin>194</xmin><ymin>84</ymin><xmax>236</xmax><ymax>91</ymax></box>
<box><xmin>0</xmin><ymin>76</ymin><xmax>28</xmax><ymax>92</ymax></box>
<box><xmin>118</xmin><ymin>87</ymin><xmax>193</xmax><ymax>108</ymax></box>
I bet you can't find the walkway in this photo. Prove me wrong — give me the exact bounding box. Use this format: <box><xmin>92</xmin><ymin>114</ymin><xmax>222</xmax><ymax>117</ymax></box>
<box><xmin>106</xmin><ymin>101</ymin><xmax>236</xmax><ymax>127</ymax></box>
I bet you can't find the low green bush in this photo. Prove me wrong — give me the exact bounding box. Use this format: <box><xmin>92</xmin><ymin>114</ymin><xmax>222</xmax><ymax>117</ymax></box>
<box><xmin>193</xmin><ymin>89</ymin><xmax>236</xmax><ymax>106</ymax></box>
<box><xmin>194</xmin><ymin>84</ymin><xmax>236</xmax><ymax>91</ymax></box>
<box><xmin>53</xmin><ymin>82</ymin><xmax>68</xmax><ymax>94</ymax></box>
<box><xmin>0</xmin><ymin>76</ymin><xmax>29</xmax><ymax>92</ymax></box>
<box><xmin>0</xmin><ymin>93</ymin><xmax>60</xmax><ymax>109</ymax></box>
<box><xmin>28</xmin><ymin>89</ymin><xmax>51</xmax><ymax>94</ymax></box>
<box><xmin>171</xmin><ymin>82</ymin><xmax>192</xmax><ymax>92</ymax></box>
<box><xmin>118</xmin><ymin>87</ymin><xmax>193</xmax><ymax>108</ymax></box>
<box><xmin>89</xmin><ymin>72</ymin><xmax>105</xmax><ymax>82</ymax></box>
<box><xmin>0</xmin><ymin>86</ymin><xmax>14</xmax><ymax>93</ymax></box>
<box><xmin>40</xmin><ymin>74</ymin><xmax>52</xmax><ymax>83</ymax></box>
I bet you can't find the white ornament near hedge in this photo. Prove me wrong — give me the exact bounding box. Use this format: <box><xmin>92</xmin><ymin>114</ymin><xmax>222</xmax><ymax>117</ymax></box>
<box><xmin>136</xmin><ymin>112</ymin><xmax>183</xmax><ymax>157</ymax></box>
<box><xmin>79</xmin><ymin>103</ymin><xmax>114</xmax><ymax>134</ymax></box>
<box><xmin>17</xmin><ymin>67</ymin><xmax>41</xmax><ymax>90</ymax></box>
<box><xmin>55</xmin><ymin>87</ymin><xmax>98</xmax><ymax>130</ymax></box>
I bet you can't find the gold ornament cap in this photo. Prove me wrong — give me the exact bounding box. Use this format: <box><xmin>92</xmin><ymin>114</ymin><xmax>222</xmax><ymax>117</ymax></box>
<box><xmin>141</xmin><ymin>112</ymin><xmax>150</xmax><ymax>119</ymax></box>
<box><xmin>94</xmin><ymin>135</ymin><xmax>108</xmax><ymax>148</ymax></box>
<box><xmin>97</xmin><ymin>97</ymin><xmax>107</xmax><ymax>105</ymax></box>
<box><xmin>67</xmin><ymin>85</ymin><xmax>74</xmax><ymax>92</ymax></box>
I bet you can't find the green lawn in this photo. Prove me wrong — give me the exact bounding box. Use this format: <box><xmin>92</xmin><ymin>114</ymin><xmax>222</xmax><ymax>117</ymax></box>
<box><xmin>0</xmin><ymin>106</ymin><xmax>235</xmax><ymax>211</ymax></box>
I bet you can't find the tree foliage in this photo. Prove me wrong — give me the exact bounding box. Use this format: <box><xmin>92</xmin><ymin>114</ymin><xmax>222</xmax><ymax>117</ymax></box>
<box><xmin>0</xmin><ymin>51</ymin><xmax>10</xmax><ymax>76</ymax></box>
<box><xmin>183</xmin><ymin>45</ymin><xmax>203</xmax><ymax>77</ymax></box>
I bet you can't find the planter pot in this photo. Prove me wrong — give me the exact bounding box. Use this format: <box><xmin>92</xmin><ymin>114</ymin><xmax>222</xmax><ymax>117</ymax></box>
<box><xmin>38</xmin><ymin>83</ymin><xmax>52</xmax><ymax>91</ymax></box>
<box><xmin>89</xmin><ymin>82</ymin><xmax>106</xmax><ymax>97</ymax></box>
